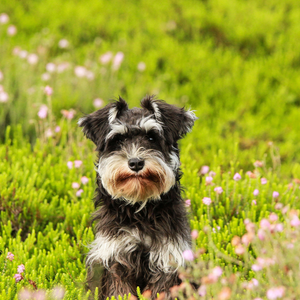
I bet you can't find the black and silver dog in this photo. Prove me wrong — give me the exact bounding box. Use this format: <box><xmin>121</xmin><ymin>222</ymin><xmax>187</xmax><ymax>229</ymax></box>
<box><xmin>78</xmin><ymin>96</ymin><xmax>197</xmax><ymax>299</ymax></box>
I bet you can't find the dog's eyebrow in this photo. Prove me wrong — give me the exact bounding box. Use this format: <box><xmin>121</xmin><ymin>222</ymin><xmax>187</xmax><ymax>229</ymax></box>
<box><xmin>139</xmin><ymin>115</ymin><xmax>163</xmax><ymax>134</ymax></box>
<box><xmin>105</xmin><ymin>122</ymin><xmax>128</xmax><ymax>141</ymax></box>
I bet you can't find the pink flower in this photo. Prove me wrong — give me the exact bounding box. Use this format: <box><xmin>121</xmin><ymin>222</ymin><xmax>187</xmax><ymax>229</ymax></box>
<box><xmin>74</xmin><ymin>160</ymin><xmax>82</xmax><ymax>168</ymax></box>
<box><xmin>55</xmin><ymin>126</ymin><xmax>61</xmax><ymax>133</ymax></box>
<box><xmin>0</xmin><ymin>13</ymin><xmax>9</xmax><ymax>24</ymax></box>
<box><xmin>254</xmin><ymin>160</ymin><xmax>263</xmax><ymax>168</ymax></box>
<box><xmin>112</xmin><ymin>52</ymin><xmax>124</xmax><ymax>70</ymax></box>
<box><xmin>41</xmin><ymin>73</ymin><xmax>50</xmax><ymax>81</ymax></box>
<box><xmin>17</xmin><ymin>264</ymin><xmax>25</xmax><ymax>274</ymax></box>
<box><xmin>202</xmin><ymin>197</ymin><xmax>212</xmax><ymax>206</ymax></box>
<box><xmin>72</xmin><ymin>182</ymin><xmax>80</xmax><ymax>189</ymax></box>
<box><xmin>27</xmin><ymin>53</ymin><xmax>39</xmax><ymax>65</ymax></box>
<box><xmin>76</xmin><ymin>189</ymin><xmax>84</xmax><ymax>197</ymax></box>
<box><xmin>7</xmin><ymin>25</ymin><xmax>17</xmax><ymax>36</ymax></box>
<box><xmin>0</xmin><ymin>71</ymin><xmax>3</xmax><ymax>81</ymax></box>
<box><xmin>198</xmin><ymin>284</ymin><xmax>206</xmax><ymax>296</ymax></box>
<box><xmin>38</xmin><ymin>105</ymin><xmax>48</xmax><ymax>119</ymax></box>
<box><xmin>86</xmin><ymin>71</ymin><xmax>94</xmax><ymax>81</ymax></box>
<box><xmin>44</xmin><ymin>85</ymin><xmax>53</xmax><ymax>96</ymax></box>
<box><xmin>251</xmin><ymin>264</ymin><xmax>262</xmax><ymax>272</ymax></box>
<box><xmin>261</xmin><ymin>177</ymin><xmax>267</xmax><ymax>185</ymax></box>
<box><xmin>74</xmin><ymin>66</ymin><xmax>87</xmax><ymax>77</ymax></box>
<box><xmin>19</xmin><ymin>50</ymin><xmax>28</xmax><ymax>59</ymax></box>
<box><xmin>275</xmin><ymin>223</ymin><xmax>283</xmax><ymax>232</ymax></box>
<box><xmin>233</xmin><ymin>173</ymin><xmax>241</xmax><ymax>181</ymax></box>
<box><xmin>6</xmin><ymin>252</ymin><xmax>14</xmax><ymax>261</ymax></box>
<box><xmin>235</xmin><ymin>244</ymin><xmax>245</xmax><ymax>255</ymax></box>
<box><xmin>182</xmin><ymin>249</ymin><xmax>194</xmax><ymax>261</ymax></box>
<box><xmin>32</xmin><ymin>290</ymin><xmax>46</xmax><ymax>300</ymax></box>
<box><xmin>81</xmin><ymin>176</ymin><xmax>89</xmax><ymax>185</ymax></box>
<box><xmin>214</xmin><ymin>186</ymin><xmax>223</xmax><ymax>194</ymax></box>
<box><xmin>58</xmin><ymin>39</ymin><xmax>69</xmax><ymax>48</ymax></box>
<box><xmin>0</xmin><ymin>91</ymin><xmax>9</xmax><ymax>103</ymax></box>
<box><xmin>45</xmin><ymin>128</ymin><xmax>53</xmax><ymax>138</ymax></box>
<box><xmin>272</xmin><ymin>191</ymin><xmax>279</xmax><ymax>198</ymax></box>
<box><xmin>253</xmin><ymin>189</ymin><xmax>259</xmax><ymax>196</ymax></box>
<box><xmin>46</xmin><ymin>63</ymin><xmax>56</xmax><ymax>73</ymax></box>
<box><xmin>260</xmin><ymin>219</ymin><xmax>270</xmax><ymax>230</ymax></box>
<box><xmin>209</xmin><ymin>171</ymin><xmax>216</xmax><ymax>177</ymax></box>
<box><xmin>290</xmin><ymin>216</ymin><xmax>300</xmax><ymax>227</ymax></box>
<box><xmin>252</xmin><ymin>200</ymin><xmax>257</xmax><ymax>205</ymax></box>
<box><xmin>19</xmin><ymin>288</ymin><xmax>32</xmax><ymax>300</ymax></box>
<box><xmin>200</xmin><ymin>165</ymin><xmax>209</xmax><ymax>174</ymax></box>
<box><xmin>266</xmin><ymin>286</ymin><xmax>285</xmax><ymax>299</ymax></box>
<box><xmin>67</xmin><ymin>161</ymin><xmax>73</xmax><ymax>169</ymax></box>
<box><xmin>14</xmin><ymin>273</ymin><xmax>22</xmax><ymax>282</ymax></box>
<box><xmin>191</xmin><ymin>230</ymin><xmax>198</xmax><ymax>239</ymax></box>
<box><xmin>212</xmin><ymin>266</ymin><xmax>222</xmax><ymax>278</ymax></box>
<box><xmin>93</xmin><ymin>98</ymin><xmax>104</xmax><ymax>108</ymax></box>
<box><xmin>185</xmin><ymin>199</ymin><xmax>191</xmax><ymax>207</ymax></box>
<box><xmin>61</xmin><ymin>109</ymin><xmax>75</xmax><ymax>120</ymax></box>
<box><xmin>269</xmin><ymin>213</ymin><xmax>278</xmax><ymax>222</ymax></box>
<box><xmin>137</xmin><ymin>62</ymin><xmax>146</xmax><ymax>72</ymax></box>
<box><xmin>205</xmin><ymin>176</ymin><xmax>213</xmax><ymax>184</ymax></box>
<box><xmin>99</xmin><ymin>51</ymin><xmax>113</xmax><ymax>64</ymax></box>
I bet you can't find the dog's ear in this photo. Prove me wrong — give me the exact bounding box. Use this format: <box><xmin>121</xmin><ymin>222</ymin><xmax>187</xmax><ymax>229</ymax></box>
<box><xmin>78</xmin><ymin>97</ymin><xmax>128</xmax><ymax>150</ymax></box>
<box><xmin>141</xmin><ymin>95</ymin><xmax>197</xmax><ymax>143</ymax></box>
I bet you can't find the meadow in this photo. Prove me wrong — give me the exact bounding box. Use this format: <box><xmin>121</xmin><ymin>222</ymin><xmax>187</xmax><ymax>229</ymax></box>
<box><xmin>1</xmin><ymin>0</ymin><xmax>300</xmax><ymax>299</ymax></box>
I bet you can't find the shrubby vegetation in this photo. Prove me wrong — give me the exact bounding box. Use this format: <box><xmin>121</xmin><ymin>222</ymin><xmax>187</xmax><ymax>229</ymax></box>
<box><xmin>1</xmin><ymin>0</ymin><xmax>300</xmax><ymax>299</ymax></box>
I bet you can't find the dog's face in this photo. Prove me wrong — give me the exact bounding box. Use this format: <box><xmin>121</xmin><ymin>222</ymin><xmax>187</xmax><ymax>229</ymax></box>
<box><xmin>78</xmin><ymin>96</ymin><xmax>197</xmax><ymax>205</ymax></box>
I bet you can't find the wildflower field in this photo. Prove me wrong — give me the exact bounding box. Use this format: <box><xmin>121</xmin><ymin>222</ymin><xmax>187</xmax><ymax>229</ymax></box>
<box><xmin>1</xmin><ymin>0</ymin><xmax>300</xmax><ymax>299</ymax></box>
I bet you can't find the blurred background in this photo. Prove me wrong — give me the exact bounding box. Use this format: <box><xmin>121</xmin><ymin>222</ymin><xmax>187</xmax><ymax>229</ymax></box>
<box><xmin>1</xmin><ymin>0</ymin><xmax>300</xmax><ymax>176</ymax></box>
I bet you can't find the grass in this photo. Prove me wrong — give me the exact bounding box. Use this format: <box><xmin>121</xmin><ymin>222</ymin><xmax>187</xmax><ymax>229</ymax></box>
<box><xmin>1</xmin><ymin>0</ymin><xmax>300</xmax><ymax>299</ymax></box>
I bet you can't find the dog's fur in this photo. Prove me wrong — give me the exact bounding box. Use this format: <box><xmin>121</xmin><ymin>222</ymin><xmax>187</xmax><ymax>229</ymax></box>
<box><xmin>78</xmin><ymin>96</ymin><xmax>197</xmax><ymax>299</ymax></box>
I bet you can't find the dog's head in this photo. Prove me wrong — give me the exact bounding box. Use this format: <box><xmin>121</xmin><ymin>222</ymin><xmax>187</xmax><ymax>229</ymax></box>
<box><xmin>78</xmin><ymin>96</ymin><xmax>197</xmax><ymax>205</ymax></box>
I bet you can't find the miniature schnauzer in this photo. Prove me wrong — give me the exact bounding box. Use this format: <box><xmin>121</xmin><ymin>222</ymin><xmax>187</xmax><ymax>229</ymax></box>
<box><xmin>78</xmin><ymin>96</ymin><xmax>197</xmax><ymax>299</ymax></box>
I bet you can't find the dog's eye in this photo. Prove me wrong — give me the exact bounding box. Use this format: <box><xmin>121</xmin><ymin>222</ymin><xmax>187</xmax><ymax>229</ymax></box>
<box><xmin>147</xmin><ymin>135</ymin><xmax>156</xmax><ymax>142</ymax></box>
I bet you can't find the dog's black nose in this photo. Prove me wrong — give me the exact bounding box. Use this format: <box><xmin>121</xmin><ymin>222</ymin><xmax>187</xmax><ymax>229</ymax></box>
<box><xmin>128</xmin><ymin>158</ymin><xmax>145</xmax><ymax>172</ymax></box>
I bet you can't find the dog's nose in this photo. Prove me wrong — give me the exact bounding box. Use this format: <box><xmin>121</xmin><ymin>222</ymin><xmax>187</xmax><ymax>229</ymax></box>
<box><xmin>128</xmin><ymin>158</ymin><xmax>145</xmax><ymax>172</ymax></box>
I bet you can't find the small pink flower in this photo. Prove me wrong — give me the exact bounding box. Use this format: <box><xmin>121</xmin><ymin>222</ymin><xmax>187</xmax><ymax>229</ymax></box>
<box><xmin>269</xmin><ymin>213</ymin><xmax>278</xmax><ymax>222</ymax></box>
<box><xmin>251</xmin><ymin>264</ymin><xmax>262</xmax><ymax>272</ymax></box>
<box><xmin>260</xmin><ymin>219</ymin><xmax>270</xmax><ymax>230</ymax></box>
<box><xmin>191</xmin><ymin>230</ymin><xmax>198</xmax><ymax>239</ymax></box>
<box><xmin>72</xmin><ymin>182</ymin><xmax>80</xmax><ymax>189</ymax></box>
<box><xmin>19</xmin><ymin>50</ymin><xmax>28</xmax><ymax>59</ymax></box>
<box><xmin>58</xmin><ymin>39</ymin><xmax>69</xmax><ymax>48</ymax></box>
<box><xmin>76</xmin><ymin>189</ymin><xmax>84</xmax><ymax>197</ymax></box>
<box><xmin>214</xmin><ymin>186</ymin><xmax>223</xmax><ymax>194</ymax></box>
<box><xmin>235</xmin><ymin>244</ymin><xmax>245</xmax><ymax>255</ymax></box>
<box><xmin>45</xmin><ymin>128</ymin><xmax>53</xmax><ymax>138</ymax></box>
<box><xmin>275</xmin><ymin>203</ymin><xmax>283</xmax><ymax>210</ymax></box>
<box><xmin>93</xmin><ymin>98</ymin><xmax>104</xmax><ymax>108</ymax></box>
<box><xmin>209</xmin><ymin>171</ymin><xmax>216</xmax><ymax>177</ymax></box>
<box><xmin>38</xmin><ymin>105</ymin><xmax>48</xmax><ymax>119</ymax></box>
<box><xmin>44</xmin><ymin>85</ymin><xmax>53</xmax><ymax>96</ymax></box>
<box><xmin>182</xmin><ymin>249</ymin><xmax>194</xmax><ymax>261</ymax></box>
<box><xmin>99</xmin><ymin>51</ymin><xmax>113</xmax><ymax>64</ymax></box>
<box><xmin>275</xmin><ymin>223</ymin><xmax>283</xmax><ymax>232</ymax></box>
<box><xmin>27</xmin><ymin>53</ymin><xmax>39</xmax><ymax>65</ymax></box>
<box><xmin>254</xmin><ymin>161</ymin><xmax>263</xmax><ymax>168</ymax></box>
<box><xmin>14</xmin><ymin>273</ymin><xmax>22</xmax><ymax>282</ymax></box>
<box><xmin>74</xmin><ymin>66</ymin><xmax>87</xmax><ymax>77</ymax></box>
<box><xmin>19</xmin><ymin>288</ymin><xmax>32</xmax><ymax>300</ymax></box>
<box><xmin>212</xmin><ymin>266</ymin><xmax>222</xmax><ymax>277</ymax></box>
<box><xmin>7</xmin><ymin>25</ymin><xmax>17</xmax><ymax>36</ymax></box>
<box><xmin>272</xmin><ymin>191</ymin><xmax>279</xmax><ymax>198</ymax></box>
<box><xmin>261</xmin><ymin>177</ymin><xmax>267</xmax><ymax>185</ymax></box>
<box><xmin>202</xmin><ymin>197</ymin><xmax>212</xmax><ymax>206</ymax></box>
<box><xmin>46</xmin><ymin>63</ymin><xmax>56</xmax><ymax>73</ymax></box>
<box><xmin>137</xmin><ymin>62</ymin><xmax>146</xmax><ymax>72</ymax></box>
<box><xmin>67</xmin><ymin>161</ymin><xmax>73</xmax><ymax>169</ymax></box>
<box><xmin>61</xmin><ymin>109</ymin><xmax>75</xmax><ymax>120</ymax></box>
<box><xmin>41</xmin><ymin>73</ymin><xmax>50</xmax><ymax>81</ymax></box>
<box><xmin>200</xmin><ymin>165</ymin><xmax>209</xmax><ymax>174</ymax></box>
<box><xmin>0</xmin><ymin>91</ymin><xmax>9</xmax><ymax>103</ymax></box>
<box><xmin>112</xmin><ymin>52</ymin><xmax>124</xmax><ymax>70</ymax></box>
<box><xmin>81</xmin><ymin>176</ymin><xmax>89</xmax><ymax>184</ymax></box>
<box><xmin>74</xmin><ymin>160</ymin><xmax>82</xmax><ymax>168</ymax></box>
<box><xmin>32</xmin><ymin>290</ymin><xmax>46</xmax><ymax>300</ymax></box>
<box><xmin>290</xmin><ymin>216</ymin><xmax>300</xmax><ymax>227</ymax></box>
<box><xmin>0</xmin><ymin>13</ymin><xmax>9</xmax><ymax>24</ymax></box>
<box><xmin>198</xmin><ymin>284</ymin><xmax>206</xmax><ymax>296</ymax></box>
<box><xmin>6</xmin><ymin>252</ymin><xmax>14</xmax><ymax>261</ymax></box>
<box><xmin>0</xmin><ymin>71</ymin><xmax>3</xmax><ymax>81</ymax></box>
<box><xmin>252</xmin><ymin>200</ymin><xmax>257</xmax><ymax>205</ymax></box>
<box><xmin>233</xmin><ymin>173</ymin><xmax>241</xmax><ymax>181</ymax></box>
<box><xmin>253</xmin><ymin>189</ymin><xmax>259</xmax><ymax>196</ymax></box>
<box><xmin>55</xmin><ymin>126</ymin><xmax>61</xmax><ymax>133</ymax></box>
<box><xmin>205</xmin><ymin>176</ymin><xmax>213</xmax><ymax>184</ymax></box>
<box><xmin>266</xmin><ymin>286</ymin><xmax>285</xmax><ymax>299</ymax></box>
<box><xmin>17</xmin><ymin>264</ymin><xmax>25</xmax><ymax>274</ymax></box>
<box><xmin>185</xmin><ymin>199</ymin><xmax>191</xmax><ymax>207</ymax></box>
<box><xmin>51</xmin><ymin>286</ymin><xmax>65</xmax><ymax>300</ymax></box>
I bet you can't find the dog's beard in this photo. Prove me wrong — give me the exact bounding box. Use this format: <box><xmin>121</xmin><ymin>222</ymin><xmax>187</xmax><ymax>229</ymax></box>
<box><xmin>97</xmin><ymin>147</ymin><xmax>175</xmax><ymax>205</ymax></box>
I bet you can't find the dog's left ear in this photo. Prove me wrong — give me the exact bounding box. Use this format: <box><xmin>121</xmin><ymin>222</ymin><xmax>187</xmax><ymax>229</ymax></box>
<box><xmin>141</xmin><ymin>96</ymin><xmax>198</xmax><ymax>142</ymax></box>
<box><xmin>78</xmin><ymin>97</ymin><xmax>128</xmax><ymax>150</ymax></box>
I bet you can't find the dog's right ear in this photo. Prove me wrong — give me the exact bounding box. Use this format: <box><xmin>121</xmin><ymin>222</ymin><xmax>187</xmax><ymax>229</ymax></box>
<box><xmin>78</xmin><ymin>97</ymin><xmax>128</xmax><ymax>150</ymax></box>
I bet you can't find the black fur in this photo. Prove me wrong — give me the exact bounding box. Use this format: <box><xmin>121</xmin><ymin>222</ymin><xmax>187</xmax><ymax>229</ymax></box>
<box><xmin>79</xmin><ymin>96</ymin><xmax>197</xmax><ymax>299</ymax></box>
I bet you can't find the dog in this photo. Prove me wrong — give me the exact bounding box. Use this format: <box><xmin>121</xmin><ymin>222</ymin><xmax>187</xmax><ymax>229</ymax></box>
<box><xmin>78</xmin><ymin>95</ymin><xmax>197</xmax><ymax>299</ymax></box>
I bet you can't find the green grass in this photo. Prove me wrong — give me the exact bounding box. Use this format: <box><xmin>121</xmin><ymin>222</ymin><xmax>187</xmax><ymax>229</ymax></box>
<box><xmin>1</xmin><ymin>0</ymin><xmax>300</xmax><ymax>298</ymax></box>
